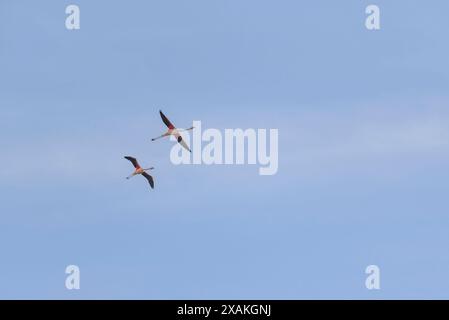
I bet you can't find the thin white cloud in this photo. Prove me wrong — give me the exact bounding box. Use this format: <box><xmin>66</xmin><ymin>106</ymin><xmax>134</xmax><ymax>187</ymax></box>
<box><xmin>1</xmin><ymin>98</ymin><xmax>448</xmax><ymax>185</ymax></box>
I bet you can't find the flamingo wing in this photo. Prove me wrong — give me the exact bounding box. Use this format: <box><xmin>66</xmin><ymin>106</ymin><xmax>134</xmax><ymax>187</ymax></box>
<box><xmin>124</xmin><ymin>156</ymin><xmax>140</xmax><ymax>169</ymax></box>
<box><xmin>142</xmin><ymin>172</ymin><xmax>155</xmax><ymax>189</ymax></box>
<box><xmin>174</xmin><ymin>133</ymin><xmax>192</xmax><ymax>153</ymax></box>
<box><xmin>159</xmin><ymin>110</ymin><xmax>175</xmax><ymax>129</ymax></box>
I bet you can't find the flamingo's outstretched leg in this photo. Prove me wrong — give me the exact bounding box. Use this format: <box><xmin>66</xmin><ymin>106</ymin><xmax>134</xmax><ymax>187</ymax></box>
<box><xmin>177</xmin><ymin>127</ymin><xmax>195</xmax><ymax>133</ymax></box>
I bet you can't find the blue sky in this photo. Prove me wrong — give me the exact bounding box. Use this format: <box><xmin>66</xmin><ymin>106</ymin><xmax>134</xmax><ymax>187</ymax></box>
<box><xmin>0</xmin><ymin>0</ymin><xmax>449</xmax><ymax>299</ymax></box>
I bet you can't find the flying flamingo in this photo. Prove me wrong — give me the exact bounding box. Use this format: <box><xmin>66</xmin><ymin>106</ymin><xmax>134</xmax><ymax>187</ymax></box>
<box><xmin>151</xmin><ymin>110</ymin><xmax>194</xmax><ymax>152</ymax></box>
<box><xmin>124</xmin><ymin>156</ymin><xmax>155</xmax><ymax>189</ymax></box>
